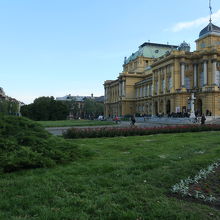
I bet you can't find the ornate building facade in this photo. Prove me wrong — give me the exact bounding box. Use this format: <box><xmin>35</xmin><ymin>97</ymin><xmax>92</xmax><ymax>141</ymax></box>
<box><xmin>104</xmin><ymin>22</ymin><xmax>220</xmax><ymax>117</ymax></box>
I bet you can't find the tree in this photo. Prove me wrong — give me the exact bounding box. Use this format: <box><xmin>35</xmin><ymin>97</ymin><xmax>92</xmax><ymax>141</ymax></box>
<box><xmin>0</xmin><ymin>99</ymin><xmax>19</xmax><ymax>115</ymax></box>
<box><xmin>21</xmin><ymin>96</ymin><xmax>69</xmax><ymax>121</ymax></box>
<box><xmin>63</xmin><ymin>100</ymin><xmax>80</xmax><ymax>119</ymax></box>
<box><xmin>83</xmin><ymin>98</ymin><xmax>104</xmax><ymax>119</ymax></box>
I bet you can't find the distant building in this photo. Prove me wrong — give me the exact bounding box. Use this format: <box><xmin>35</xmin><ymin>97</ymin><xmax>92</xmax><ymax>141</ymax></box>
<box><xmin>56</xmin><ymin>94</ymin><xmax>104</xmax><ymax>103</ymax></box>
<box><xmin>56</xmin><ymin>94</ymin><xmax>104</xmax><ymax>119</ymax></box>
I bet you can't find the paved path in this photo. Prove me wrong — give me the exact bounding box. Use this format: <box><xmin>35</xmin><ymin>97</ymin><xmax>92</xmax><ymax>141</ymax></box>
<box><xmin>46</xmin><ymin>120</ymin><xmax>184</xmax><ymax>136</ymax></box>
<box><xmin>46</xmin><ymin>116</ymin><xmax>220</xmax><ymax>136</ymax></box>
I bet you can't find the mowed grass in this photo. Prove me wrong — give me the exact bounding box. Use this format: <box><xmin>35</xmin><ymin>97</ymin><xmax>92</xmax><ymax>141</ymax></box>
<box><xmin>1</xmin><ymin>132</ymin><xmax>220</xmax><ymax>219</ymax></box>
<box><xmin>38</xmin><ymin>119</ymin><xmax>115</xmax><ymax>127</ymax></box>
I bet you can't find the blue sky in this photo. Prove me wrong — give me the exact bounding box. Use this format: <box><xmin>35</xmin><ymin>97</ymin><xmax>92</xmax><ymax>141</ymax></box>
<box><xmin>1</xmin><ymin>0</ymin><xmax>220</xmax><ymax>103</ymax></box>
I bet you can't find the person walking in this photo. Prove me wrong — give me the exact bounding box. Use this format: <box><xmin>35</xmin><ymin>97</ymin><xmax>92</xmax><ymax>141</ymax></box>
<box><xmin>201</xmin><ymin>114</ymin><xmax>206</xmax><ymax>125</ymax></box>
<box><xmin>114</xmin><ymin>115</ymin><xmax>119</xmax><ymax>124</ymax></box>
<box><xmin>131</xmin><ymin>115</ymin><xmax>136</xmax><ymax>126</ymax></box>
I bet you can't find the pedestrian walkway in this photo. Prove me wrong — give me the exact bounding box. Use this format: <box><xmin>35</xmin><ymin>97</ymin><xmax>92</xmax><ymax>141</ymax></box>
<box><xmin>46</xmin><ymin>116</ymin><xmax>220</xmax><ymax>135</ymax></box>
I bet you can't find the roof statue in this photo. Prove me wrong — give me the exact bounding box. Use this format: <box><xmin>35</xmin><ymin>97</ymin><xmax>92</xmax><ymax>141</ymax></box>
<box><xmin>209</xmin><ymin>0</ymin><xmax>212</xmax><ymax>23</ymax></box>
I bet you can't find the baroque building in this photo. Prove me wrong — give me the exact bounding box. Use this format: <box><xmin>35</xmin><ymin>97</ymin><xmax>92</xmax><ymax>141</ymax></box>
<box><xmin>104</xmin><ymin>21</ymin><xmax>220</xmax><ymax>117</ymax></box>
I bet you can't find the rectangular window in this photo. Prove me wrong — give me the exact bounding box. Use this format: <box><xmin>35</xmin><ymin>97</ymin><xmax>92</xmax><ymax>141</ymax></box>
<box><xmin>162</xmin><ymin>79</ymin><xmax>165</xmax><ymax>92</ymax></box>
<box><xmin>168</xmin><ymin>77</ymin><xmax>172</xmax><ymax>90</ymax></box>
<box><xmin>185</xmin><ymin>77</ymin><xmax>190</xmax><ymax>89</ymax></box>
<box><xmin>149</xmin><ymin>85</ymin><xmax>152</xmax><ymax>96</ymax></box>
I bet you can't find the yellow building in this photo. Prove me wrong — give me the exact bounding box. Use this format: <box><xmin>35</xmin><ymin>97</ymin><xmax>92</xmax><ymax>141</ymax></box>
<box><xmin>104</xmin><ymin>21</ymin><xmax>220</xmax><ymax>117</ymax></box>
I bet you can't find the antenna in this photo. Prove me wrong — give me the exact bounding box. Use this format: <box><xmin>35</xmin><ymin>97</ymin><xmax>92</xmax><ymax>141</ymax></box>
<box><xmin>209</xmin><ymin>0</ymin><xmax>212</xmax><ymax>23</ymax></box>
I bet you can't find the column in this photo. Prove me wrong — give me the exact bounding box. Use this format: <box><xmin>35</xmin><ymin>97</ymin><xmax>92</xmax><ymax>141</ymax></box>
<box><xmin>152</xmin><ymin>74</ymin><xmax>155</xmax><ymax>95</ymax></box>
<box><xmin>158</xmin><ymin>71</ymin><xmax>161</xmax><ymax>94</ymax></box>
<box><xmin>193</xmin><ymin>64</ymin><xmax>197</xmax><ymax>87</ymax></box>
<box><xmin>171</xmin><ymin>65</ymin><xmax>174</xmax><ymax>90</ymax></box>
<box><xmin>212</xmin><ymin>60</ymin><xmax>217</xmax><ymax>85</ymax></box>
<box><xmin>164</xmin><ymin>68</ymin><xmax>167</xmax><ymax>94</ymax></box>
<box><xmin>180</xmin><ymin>63</ymin><xmax>185</xmax><ymax>87</ymax></box>
<box><xmin>122</xmin><ymin>81</ymin><xmax>125</xmax><ymax>96</ymax></box>
<box><xmin>151</xmin><ymin>102</ymin><xmax>154</xmax><ymax>115</ymax></box>
<box><xmin>156</xmin><ymin>81</ymin><xmax>159</xmax><ymax>95</ymax></box>
<box><xmin>106</xmin><ymin>88</ymin><xmax>108</xmax><ymax>101</ymax></box>
<box><xmin>163</xmin><ymin>99</ymin><xmax>166</xmax><ymax>114</ymax></box>
<box><xmin>203</xmin><ymin>61</ymin><xmax>207</xmax><ymax>85</ymax></box>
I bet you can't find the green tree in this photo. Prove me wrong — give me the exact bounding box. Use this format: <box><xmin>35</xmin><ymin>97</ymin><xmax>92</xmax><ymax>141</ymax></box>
<box><xmin>63</xmin><ymin>100</ymin><xmax>80</xmax><ymax>119</ymax></box>
<box><xmin>21</xmin><ymin>96</ymin><xmax>69</xmax><ymax>121</ymax></box>
<box><xmin>0</xmin><ymin>100</ymin><xmax>19</xmax><ymax>115</ymax></box>
<box><xmin>83</xmin><ymin>98</ymin><xmax>104</xmax><ymax>119</ymax></box>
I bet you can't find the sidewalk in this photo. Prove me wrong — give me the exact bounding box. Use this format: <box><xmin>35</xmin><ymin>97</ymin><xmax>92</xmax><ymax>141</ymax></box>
<box><xmin>46</xmin><ymin>116</ymin><xmax>220</xmax><ymax>136</ymax></box>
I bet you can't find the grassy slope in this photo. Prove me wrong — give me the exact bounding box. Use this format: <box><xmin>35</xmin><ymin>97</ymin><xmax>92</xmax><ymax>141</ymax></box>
<box><xmin>38</xmin><ymin>120</ymin><xmax>115</xmax><ymax>127</ymax></box>
<box><xmin>1</xmin><ymin>132</ymin><xmax>220</xmax><ymax>219</ymax></box>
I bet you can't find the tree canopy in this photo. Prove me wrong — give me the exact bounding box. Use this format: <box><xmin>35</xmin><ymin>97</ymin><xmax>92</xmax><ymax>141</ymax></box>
<box><xmin>21</xmin><ymin>96</ymin><xmax>69</xmax><ymax>121</ymax></box>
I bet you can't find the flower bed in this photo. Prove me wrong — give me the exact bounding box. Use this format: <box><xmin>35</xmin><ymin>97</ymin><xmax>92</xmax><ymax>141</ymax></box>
<box><xmin>171</xmin><ymin>161</ymin><xmax>220</xmax><ymax>206</ymax></box>
<box><xmin>63</xmin><ymin>124</ymin><xmax>220</xmax><ymax>139</ymax></box>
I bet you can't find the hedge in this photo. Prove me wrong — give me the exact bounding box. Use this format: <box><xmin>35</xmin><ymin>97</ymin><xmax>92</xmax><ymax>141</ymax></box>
<box><xmin>63</xmin><ymin>124</ymin><xmax>220</xmax><ymax>139</ymax></box>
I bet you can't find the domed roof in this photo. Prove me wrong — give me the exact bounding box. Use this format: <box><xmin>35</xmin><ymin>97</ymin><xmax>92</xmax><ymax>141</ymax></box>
<box><xmin>178</xmin><ymin>41</ymin><xmax>190</xmax><ymax>52</ymax></box>
<box><xmin>199</xmin><ymin>22</ymin><xmax>220</xmax><ymax>37</ymax></box>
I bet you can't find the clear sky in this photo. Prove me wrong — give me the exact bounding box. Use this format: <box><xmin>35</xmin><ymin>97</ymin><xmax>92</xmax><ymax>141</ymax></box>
<box><xmin>1</xmin><ymin>0</ymin><xmax>220</xmax><ymax>104</ymax></box>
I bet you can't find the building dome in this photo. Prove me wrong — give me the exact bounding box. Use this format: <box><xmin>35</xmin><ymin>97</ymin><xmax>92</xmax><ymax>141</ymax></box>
<box><xmin>178</xmin><ymin>41</ymin><xmax>190</xmax><ymax>52</ymax></box>
<box><xmin>199</xmin><ymin>22</ymin><xmax>220</xmax><ymax>37</ymax></box>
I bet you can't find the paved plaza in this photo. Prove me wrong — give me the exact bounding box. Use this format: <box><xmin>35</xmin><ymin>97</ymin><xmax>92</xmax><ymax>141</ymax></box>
<box><xmin>46</xmin><ymin>116</ymin><xmax>220</xmax><ymax>136</ymax></box>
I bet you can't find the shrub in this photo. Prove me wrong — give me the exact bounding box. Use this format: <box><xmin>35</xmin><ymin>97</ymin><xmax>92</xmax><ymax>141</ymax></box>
<box><xmin>0</xmin><ymin>116</ymin><xmax>84</xmax><ymax>172</ymax></box>
<box><xmin>63</xmin><ymin>124</ymin><xmax>220</xmax><ymax>139</ymax></box>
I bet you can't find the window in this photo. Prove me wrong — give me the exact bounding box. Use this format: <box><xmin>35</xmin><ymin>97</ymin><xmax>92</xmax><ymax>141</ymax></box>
<box><xmin>185</xmin><ymin>77</ymin><xmax>190</xmax><ymax>89</ymax></box>
<box><xmin>140</xmin><ymin>87</ymin><xmax>142</xmax><ymax>97</ymax></box>
<box><xmin>149</xmin><ymin>85</ymin><xmax>152</xmax><ymax>96</ymax></box>
<box><xmin>168</xmin><ymin>77</ymin><xmax>172</xmax><ymax>90</ymax></box>
<box><xmin>162</xmin><ymin>79</ymin><xmax>165</xmax><ymax>92</ymax></box>
<box><xmin>200</xmin><ymin>43</ymin><xmax>206</xmax><ymax>48</ymax></box>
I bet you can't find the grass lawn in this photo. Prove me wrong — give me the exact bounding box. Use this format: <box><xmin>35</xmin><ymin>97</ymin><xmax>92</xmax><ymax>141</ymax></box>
<box><xmin>1</xmin><ymin>131</ymin><xmax>220</xmax><ymax>219</ymax></box>
<box><xmin>38</xmin><ymin>119</ymin><xmax>115</xmax><ymax>127</ymax></box>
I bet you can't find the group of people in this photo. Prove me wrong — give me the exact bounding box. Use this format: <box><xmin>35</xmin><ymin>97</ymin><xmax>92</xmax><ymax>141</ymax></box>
<box><xmin>113</xmin><ymin>114</ymin><xmax>207</xmax><ymax>125</ymax></box>
<box><xmin>194</xmin><ymin>114</ymin><xmax>206</xmax><ymax>125</ymax></box>
<box><xmin>113</xmin><ymin>115</ymin><xmax>136</xmax><ymax>126</ymax></box>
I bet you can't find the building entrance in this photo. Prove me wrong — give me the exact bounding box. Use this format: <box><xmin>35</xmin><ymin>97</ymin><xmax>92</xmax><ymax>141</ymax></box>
<box><xmin>166</xmin><ymin>100</ymin><xmax>171</xmax><ymax>115</ymax></box>
<box><xmin>154</xmin><ymin>101</ymin><xmax>158</xmax><ymax>115</ymax></box>
<box><xmin>196</xmin><ymin>99</ymin><xmax>202</xmax><ymax>116</ymax></box>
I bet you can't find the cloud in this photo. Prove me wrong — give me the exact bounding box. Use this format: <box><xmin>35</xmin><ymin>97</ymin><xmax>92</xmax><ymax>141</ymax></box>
<box><xmin>170</xmin><ymin>9</ymin><xmax>220</xmax><ymax>32</ymax></box>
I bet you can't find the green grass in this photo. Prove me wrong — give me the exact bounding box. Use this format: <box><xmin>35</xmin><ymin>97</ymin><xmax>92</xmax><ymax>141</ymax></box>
<box><xmin>38</xmin><ymin>119</ymin><xmax>115</xmax><ymax>127</ymax></box>
<box><xmin>1</xmin><ymin>132</ymin><xmax>220</xmax><ymax>219</ymax></box>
